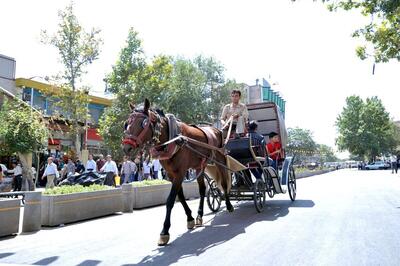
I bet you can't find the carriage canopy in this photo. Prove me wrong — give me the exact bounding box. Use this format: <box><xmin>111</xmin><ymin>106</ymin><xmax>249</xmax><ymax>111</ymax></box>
<box><xmin>246</xmin><ymin>102</ymin><xmax>287</xmax><ymax>148</ymax></box>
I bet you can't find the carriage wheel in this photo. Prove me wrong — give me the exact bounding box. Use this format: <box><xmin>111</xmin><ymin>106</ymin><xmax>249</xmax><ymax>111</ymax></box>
<box><xmin>253</xmin><ymin>179</ymin><xmax>266</xmax><ymax>213</ymax></box>
<box><xmin>288</xmin><ymin>167</ymin><xmax>297</xmax><ymax>201</ymax></box>
<box><xmin>207</xmin><ymin>180</ymin><xmax>222</xmax><ymax>212</ymax></box>
<box><xmin>263</xmin><ymin>169</ymin><xmax>274</xmax><ymax>198</ymax></box>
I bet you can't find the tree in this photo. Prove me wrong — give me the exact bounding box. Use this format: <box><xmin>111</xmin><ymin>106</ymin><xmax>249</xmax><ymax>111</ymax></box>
<box><xmin>99</xmin><ymin>29</ymin><xmax>173</xmax><ymax>158</ymax></box>
<box><xmin>336</xmin><ymin>95</ymin><xmax>397</xmax><ymax>160</ymax></box>
<box><xmin>41</xmin><ymin>2</ymin><xmax>102</xmax><ymax>157</ymax></box>
<box><xmin>99</xmin><ymin>29</ymin><xmax>231</xmax><ymax>154</ymax></box>
<box><xmin>325</xmin><ymin>0</ymin><xmax>400</xmax><ymax>62</ymax></box>
<box><xmin>287</xmin><ymin>127</ymin><xmax>318</xmax><ymax>163</ymax></box>
<box><xmin>317</xmin><ymin>144</ymin><xmax>339</xmax><ymax>165</ymax></box>
<box><xmin>0</xmin><ymin>99</ymin><xmax>48</xmax><ymax>191</ymax></box>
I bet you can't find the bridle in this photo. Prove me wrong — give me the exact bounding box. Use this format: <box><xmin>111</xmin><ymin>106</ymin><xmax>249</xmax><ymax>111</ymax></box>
<box><xmin>122</xmin><ymin>109</ymin><xmax>162</xmax><ymax>149</ymax></box>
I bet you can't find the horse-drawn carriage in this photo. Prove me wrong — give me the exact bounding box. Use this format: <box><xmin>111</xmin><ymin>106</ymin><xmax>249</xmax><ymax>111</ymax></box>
<box><xmin>123</xmin><ymin>99</ymin><xmax>296</xmax><ymax>245</ymax></box>
<box><xmin>204</xmin><ymin>102</ymin><xmax>296</xmax><ymax>213</ymax></box>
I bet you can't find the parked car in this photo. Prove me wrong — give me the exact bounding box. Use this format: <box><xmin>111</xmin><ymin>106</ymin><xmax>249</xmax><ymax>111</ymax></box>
<box><xmin>365</xmin><ymin>161</ymin><xmax>390</xmax><ymax>170</ymax></box>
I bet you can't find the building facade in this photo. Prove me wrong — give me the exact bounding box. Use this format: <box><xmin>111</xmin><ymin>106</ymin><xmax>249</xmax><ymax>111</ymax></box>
<box><xmin>15</xmin><ymin>78</ymin><xmax>112</xmax><ymax>157</ymax></box>
<box><xmin>247</xmin><ymin>78</ymin><xmax>286</xmax><ymax>117</ymax></box>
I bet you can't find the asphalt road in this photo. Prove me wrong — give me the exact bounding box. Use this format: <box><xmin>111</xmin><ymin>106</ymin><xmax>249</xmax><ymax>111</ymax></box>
<box><xmin>1</xmin><ymin>169</ymin><xmax>400</xmax><ymax>266</ymax></box>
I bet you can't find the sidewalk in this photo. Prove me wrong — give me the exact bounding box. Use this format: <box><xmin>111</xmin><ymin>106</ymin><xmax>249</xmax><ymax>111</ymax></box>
<box><xmin>0</xmin><ymin>198</ymin><xmax>208</xmax><ymax>265</ymax></box>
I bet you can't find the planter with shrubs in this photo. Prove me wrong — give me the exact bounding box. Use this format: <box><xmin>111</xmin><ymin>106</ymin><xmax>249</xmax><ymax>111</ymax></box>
<box><xmin>41</xmin><ymin>184</ymin><xmax>123</xmax><ymax>226</ymax></box>
<box><xmin>131</xmin><ymin>180</ymin><xmax>172</xmax><ymax>209</ymax></box>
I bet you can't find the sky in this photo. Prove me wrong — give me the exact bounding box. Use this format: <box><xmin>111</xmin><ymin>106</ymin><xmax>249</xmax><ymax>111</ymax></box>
<box><xmin>1</xmin><ymin>0</ymin><xmax>399</xmax><ymax>155</ymax></box>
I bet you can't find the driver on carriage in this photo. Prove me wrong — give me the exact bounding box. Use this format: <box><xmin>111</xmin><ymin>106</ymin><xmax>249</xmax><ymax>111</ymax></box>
<box><xmin>220</xmin><ymin>89</ymin><xmax>249</xmax><ymax>139</ymax></box>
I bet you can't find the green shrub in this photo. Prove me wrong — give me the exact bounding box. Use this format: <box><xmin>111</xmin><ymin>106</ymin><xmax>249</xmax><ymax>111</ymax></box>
<box><xmin>43</xmin><ymin>184</ymin><xmax>111</xmax><ymax>195</ymax></box>
<box><xmin>132</xmin><ymin>179</ymin><xmax>171</xmax><ymax>187</ymax></box>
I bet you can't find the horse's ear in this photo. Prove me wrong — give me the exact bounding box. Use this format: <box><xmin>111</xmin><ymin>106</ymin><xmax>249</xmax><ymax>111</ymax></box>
<box><xmin>129</xmin><ymin>102</ymin><xmax>135</xmax><ymax>111</ymax></box>
<box><xmin>144</xmin><ymin>98</ymin><xmax>150</xmax><ymax>114</ymax></box>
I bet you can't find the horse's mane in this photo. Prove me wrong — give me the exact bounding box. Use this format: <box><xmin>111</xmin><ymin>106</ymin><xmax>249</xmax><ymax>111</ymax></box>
<box><xmin>134</xmin><ymin>104</ymin><xmax>165</xmax><ymax>118</ymax></box>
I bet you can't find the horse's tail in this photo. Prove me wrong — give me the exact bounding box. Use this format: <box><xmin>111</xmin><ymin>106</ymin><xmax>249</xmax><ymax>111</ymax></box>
<box><xmin>213</xmin><ymin>128</ymin><xmax>231</xmax><ymax>193</ymax></box>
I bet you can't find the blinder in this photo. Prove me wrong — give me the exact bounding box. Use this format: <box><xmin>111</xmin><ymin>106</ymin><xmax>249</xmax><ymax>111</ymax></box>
<box><xmin>123</xmin><ymin>109</ymin><xmax>161</xmax><ymax>149</ymax></box>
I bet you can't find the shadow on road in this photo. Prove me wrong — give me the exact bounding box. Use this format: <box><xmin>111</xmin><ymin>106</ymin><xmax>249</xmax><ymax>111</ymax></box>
<box><xmin>33</xmin><ymin>256</ymin><xmax>59</xmax><ymax>265</ymax></box>
<box><xmin>0</xmin><ymin>252</ymin><xmax>15</xmax><ymax>259</ymax></box>
<box><xmin>132</xmin><ymin>199</ymin><xmax>314</xmax><ymax>265</ymax></box>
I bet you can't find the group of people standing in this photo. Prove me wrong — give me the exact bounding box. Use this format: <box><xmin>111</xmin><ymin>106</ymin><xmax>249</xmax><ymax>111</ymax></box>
<box><xmin>40</xmin><ymin>153</ymin><xmax>163</xmax><ymax>188</ymax></box>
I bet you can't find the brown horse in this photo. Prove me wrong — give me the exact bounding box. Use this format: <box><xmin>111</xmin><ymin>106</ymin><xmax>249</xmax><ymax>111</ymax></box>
<box><xmin>122</xmin><ymin>99</ymin><xmax>233</xmax><ymax>246</ymax></box>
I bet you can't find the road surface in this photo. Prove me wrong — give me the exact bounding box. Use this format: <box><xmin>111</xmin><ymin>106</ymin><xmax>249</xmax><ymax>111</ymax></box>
<box><xmin>0</xmin><ymin>169</ymin><xmax>399</xmax><ymax>265</ymax></box>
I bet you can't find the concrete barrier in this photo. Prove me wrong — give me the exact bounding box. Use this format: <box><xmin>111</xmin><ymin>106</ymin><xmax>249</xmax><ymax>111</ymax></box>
<box><xmin>133</xmin><ymin>183</ymin><xmax>171</xmax><ymax>209</ymax></box>
<box><xmin>296</xmin><ymin>169</ymin><xmax>333</xmax><ymax>179</ymax></box>
<box><xmin>41</xmin><ymin>188</ymin><xmax>123</xmax><ymax>226</ymax></box>
<box><xmin>182</xmin><ymin>181</ymin><xmax>200</xmax><ymax>200</ymax></box>
<box><xmin>0</xmin><ymin>198</ymin><xmax>20</xmax><ymax>237</ymax></box>
<box><xmin>23</xmin><ymin>191</ymin><xmax>42</xmax><ymax>232</ymax></box>
<box><xmin>122</xmin><ymin>184</ymin><xmax>134</xmax><ymax>213</ymax></box>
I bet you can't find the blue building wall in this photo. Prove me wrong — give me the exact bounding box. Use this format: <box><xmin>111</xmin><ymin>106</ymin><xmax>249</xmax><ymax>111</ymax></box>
<box><xmin>23</xmin><ymin>87</ymin><xmax>106</xmax><ymax>124</ymax></box>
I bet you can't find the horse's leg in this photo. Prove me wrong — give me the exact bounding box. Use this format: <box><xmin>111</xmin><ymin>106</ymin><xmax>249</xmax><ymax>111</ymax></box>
<box><xmin>220</xmin><ymin>168</ymin><xmax>234</xmax><ymax>212</ymax></box>
<box><xmin>176</xmin><ymin>186</ymin><xmax>195</xmax><ymax>229</ymax></box>
<box><xmin>195</xmin><ymin>172</ymin><xmax>206</xmax><ymax>226</ymax></box>
<box><xmin>158</xmin><ymin>181</ymin><xmax>180</xmax><ymax>246</ymax></box>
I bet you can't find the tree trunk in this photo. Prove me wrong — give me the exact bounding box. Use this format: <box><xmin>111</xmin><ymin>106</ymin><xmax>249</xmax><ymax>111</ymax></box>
<box><xmin>17</xmin><ymin>152</ymin><xmax>35</xmax><ymax>191</ymax></box>
<box><xmin>75</xmin><ymin>131</ymin><xmax>81</xmax><ymax>159</ymax></box>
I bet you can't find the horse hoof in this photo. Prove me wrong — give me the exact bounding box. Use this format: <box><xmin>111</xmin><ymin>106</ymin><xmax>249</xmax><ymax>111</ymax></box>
<box><xmin>195</xmin><ymin>217</ymin><xmax>203</xmax><ymax>226</ymax></box>
<box><xmin>158</xmin><ymin>234</ymin><xmax>170</xmax><ymax>246</ymax></box>
<box><xmin>187</xmin><ymin>220</ymin><xmax>195</xmax><ymax>229</ymax></box>
<box><xmin>227</xmin><ymin>205</ymin><xmax>234</xmax><ymax>213</ymax></box>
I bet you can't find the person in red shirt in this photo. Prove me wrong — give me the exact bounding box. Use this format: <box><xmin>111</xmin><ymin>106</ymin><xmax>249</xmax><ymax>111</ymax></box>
<box><xmin>266</xmin><ymin>132</ymin><xmax>283</xmax><ymax>170</ymax></box>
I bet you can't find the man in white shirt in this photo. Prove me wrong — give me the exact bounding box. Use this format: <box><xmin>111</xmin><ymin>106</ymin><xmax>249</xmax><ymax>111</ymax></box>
<box><xmin>101</xmin><ymin>155</ymin><xmax>118</xmax><ymax>186</ymax></box>
<box><xmin>220</xmin><ymin>90</ymin><xmax>249</xmax><ymax>139</ymax></box>
<box><xmin>42</xmin><ymin>157</ymin><xmax>59</xmax><ymax>189</ymax></box>
<box><xmin>10</xmin><ymin>162</ymin><xmax>23</xmax><ymax>191</ymax></box>
<box><xmin>86</xmin><ymin>154</ymin><xmax>97</xmax><ymax>172</ymax></box>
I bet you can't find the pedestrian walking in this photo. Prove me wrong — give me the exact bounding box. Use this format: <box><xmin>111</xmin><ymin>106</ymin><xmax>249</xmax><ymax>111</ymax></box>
<box><xmin>66</xmin><ymin>159</ymin><xmax>76</xmax><ymax>176</ymax></box>
<box><xmin>101</xmin><ymin>155</ymin><xmax>118</xmax><ymax>186</ymax></box>
<box><xmin>10</xmin><ymin>162</ymin><xmax>23</xmax><ymax>192</ymax></box>
<box><xmin>134</xmin><ymin>155</ymin><xmax>143</xmax><ymax>181</ymax></box>
<box><xmin>143</xmin><ymin>157</ymin><xmax>152</xmax><ymax>180</ymax></box>
<box><xmin>96</xmin><ymin>154</ymin><xmax>106</xmax><ymax>173</ymax></box>
<box><xmin>121</xmin><ymin>156</ymin><xmax>137</xmax><ymax>184</ymax></box>
<box><xmin>391</xmin><ymin>155</ymin><xmax>397</xmax><ymax>174</ymax></box>
<box><xmin>152</xmin><ymin>159</ymin><xmax>161</xmax><ymax>179</ymax></box>
<box><xmin>42</xmin><ymin>157</ymin><xmax>59</xmax><ymax>189</ymax></box>
<box><xmin>86</xmin><ymin>154</ymin><xmax>97</xmax><ymax>172</ymax></box>
<box><xmin>75</xmin><ymin>159</ymin><xmax>85</xmax><ymax>174</ymax></box>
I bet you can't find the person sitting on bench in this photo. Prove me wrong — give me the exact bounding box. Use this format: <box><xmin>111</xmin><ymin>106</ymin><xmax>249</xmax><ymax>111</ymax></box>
<box><xmin>266</xmin><ymin>132</ymin><xmax>283</xmax><ymax>171</ymax></box>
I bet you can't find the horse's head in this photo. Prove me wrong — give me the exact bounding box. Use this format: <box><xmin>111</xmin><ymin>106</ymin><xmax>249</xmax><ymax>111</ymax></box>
<box><xmin>122</xmin><ymin>99</ymin><xmax>162</xmax><ymax>156</ymax></box>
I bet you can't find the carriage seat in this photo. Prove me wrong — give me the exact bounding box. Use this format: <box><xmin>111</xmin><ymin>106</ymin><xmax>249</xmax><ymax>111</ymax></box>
<box><xmin>225</xmin><ymin>137</ymin><xmax>265</xmax><ymax>166</ymax></box>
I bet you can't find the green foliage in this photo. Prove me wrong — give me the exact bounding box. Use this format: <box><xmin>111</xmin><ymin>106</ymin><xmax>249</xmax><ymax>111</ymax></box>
<box><xmin>0</xmin><ymin>99</ymin><xmax>48</xmax><ymax>155</ymax></box>
<box><xmin>326</xmin><ymin>0</ymin><xmax>400</xmax><ymax>62</ymax></box>
<box><xmin>99</xmin><ymin>28</ymin><xmax>232</xmax><ymax>153</ymax></box>
<box><xmin>41</xmin><ymin>2</ymin><xmax>102</xmax><ymax>153</ymax></box>
<box><xmin>287</xmin><ymin>127</ymin><xmax>318</xmax><ymax>155</ymax></box>
<box><xmin>41</xmin><ymin>2</ymin><xmax>103</xmax><ymax>88</ymax></box>
<box><xmin>42</xmin><ymin>83</ymin><xmax>90</xmax><ymax>134</ymax></box>
<box><xmin>317</xmin><ymin>144</ymin><xmax>339</xmax><ymax>164</ymax></box>
<box><xmin>132</xmin><ymin>179</ymin><xmax>171</xmax><ymax>187</ymax></box>
<box><xmin>44</xmin><ymin>184</ymin><xmax>110</xmax><ymax>195</ymax></box>
<box><xmin>336</xmin><ymin>95</ymin><xmax>397</xmax><ymax>160</ymax></box>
